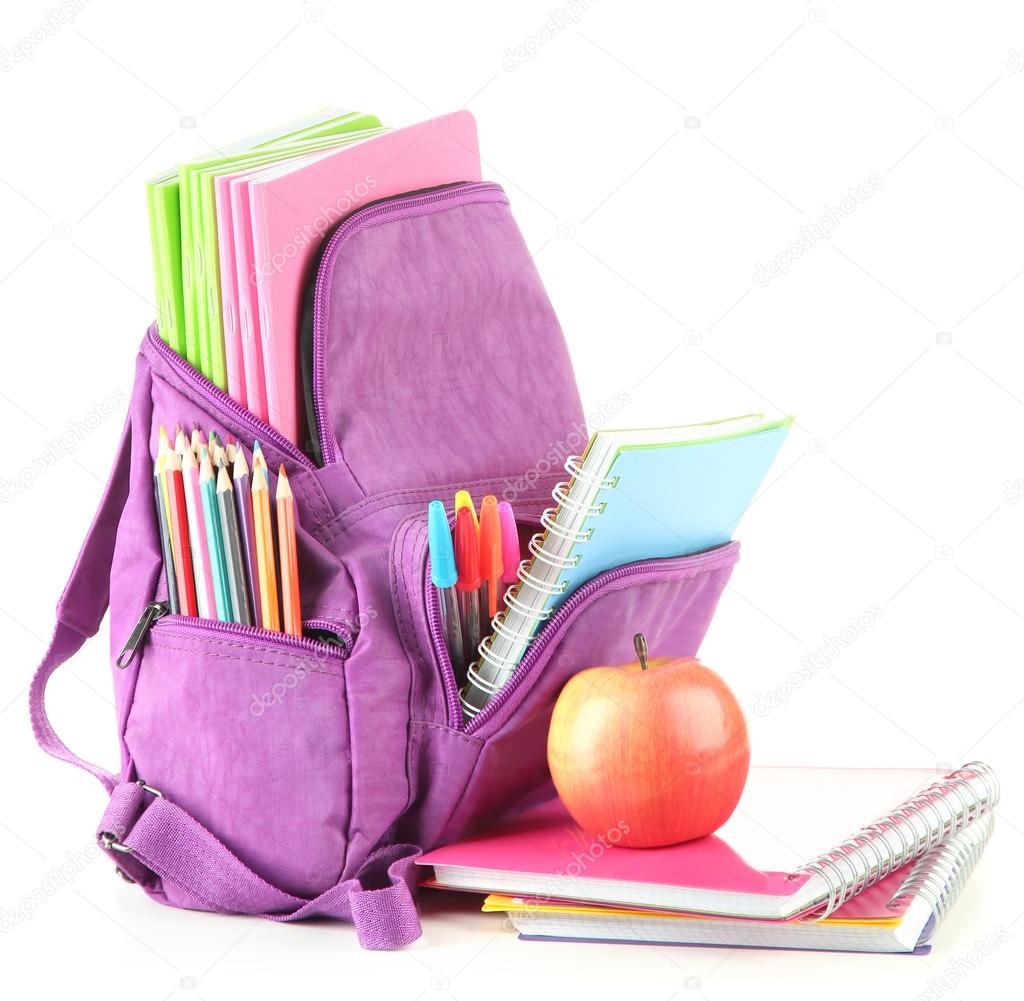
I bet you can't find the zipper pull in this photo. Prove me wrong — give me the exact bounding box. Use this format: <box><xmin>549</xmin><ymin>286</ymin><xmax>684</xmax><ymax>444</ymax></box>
<box><xmin>117</xmin><ymin>602</ymin><xmax>169</xmax><ymax>669</ymax></box>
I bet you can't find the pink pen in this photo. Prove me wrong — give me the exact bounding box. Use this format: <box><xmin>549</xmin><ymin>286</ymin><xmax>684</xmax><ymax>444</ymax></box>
<box><xmin>498</xmin><ymin>501</ymin><xmax>520</xmax><ymax>608</ymax></box>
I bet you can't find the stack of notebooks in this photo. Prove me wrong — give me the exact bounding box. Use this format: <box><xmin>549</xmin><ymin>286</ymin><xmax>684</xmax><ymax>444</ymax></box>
<box><xmin>418</xmin><ymin>763</ymin><xmax>998</xmax><ymax>954</ymax></box>
<box><xmin>147</xmin><ymin>108</ymin><xmax>481</xmax><ymax>445</ymax></box>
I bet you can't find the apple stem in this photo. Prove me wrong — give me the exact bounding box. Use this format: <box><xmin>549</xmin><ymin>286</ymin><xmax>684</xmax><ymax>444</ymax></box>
<box><xmin>633</xmin><ymin>632</ymin><xmax>649</xmax><ymax>671</ymax></box>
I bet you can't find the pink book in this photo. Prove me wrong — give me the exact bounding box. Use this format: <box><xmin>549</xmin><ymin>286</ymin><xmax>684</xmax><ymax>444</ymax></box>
<box><xmin>247</xmin><ymin>112</ymin><xmax>481</xmax><ymax>444</ymax></box>
<box><xmin>418</xmin><ymin>764</ymin><xmax>996</xmax><ymax>921</ymax></box>
<box><xmin>214</xmin><ymin>172</ymin><xmax>246</xmax><ymax>408</ymax></box>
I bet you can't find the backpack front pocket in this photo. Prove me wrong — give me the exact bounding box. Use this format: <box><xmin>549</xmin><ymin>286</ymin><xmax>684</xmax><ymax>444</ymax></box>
<box><xmin>121</xmin><ymin>614</ymin><xmax>351</xmax><ymax>899</ymax></box>
<box><xmin>395</xmin><ymin>507</ymin><xmax>740</xmax><ymax>847</ymax></box>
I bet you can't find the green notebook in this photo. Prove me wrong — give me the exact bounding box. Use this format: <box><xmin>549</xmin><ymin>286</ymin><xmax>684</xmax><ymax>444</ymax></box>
<box><xmin>146</xmin><ymin>109</ymin><xmax>382</xmax><ymax>380</ymax></box>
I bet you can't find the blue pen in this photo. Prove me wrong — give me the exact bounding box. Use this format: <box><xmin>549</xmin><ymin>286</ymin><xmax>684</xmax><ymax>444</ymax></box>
<box><xmin>428</xmin><ymin>500</ymin><xmax>466</xmax><ymax>681</ymax></box>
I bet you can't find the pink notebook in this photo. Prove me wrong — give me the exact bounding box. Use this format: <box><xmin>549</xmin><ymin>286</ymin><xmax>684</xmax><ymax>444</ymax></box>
<box><xmin>418</xmin><ymin>764</ymin><xmax>997</xmax><ymax>920</ymax></box>
<box><xmin>246</xmin><ymin>112</ymin><xmax>482</xmax><ymax>444</ymax></box>
<box><xmin>214</xmin><ymin>172</ymin><xmax>246</xmax><ymax>408</ymax></box>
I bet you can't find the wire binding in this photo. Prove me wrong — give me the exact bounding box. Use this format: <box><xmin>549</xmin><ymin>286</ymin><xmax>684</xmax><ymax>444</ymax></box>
<box><xmin>458</xmin><ymin>452</ymin><xmax>621</xmax><ymax>719</ymax></box>
<box><xmin>540</xmin><ymin>507</ymin><xmax>593</xmax><ymax>545</ymax></box>
<box><xmin>551</xmin><ymin>481</ymin><xmax>607</xmax><ymax>518</ymax></box>
<box><xmin>563</xmin><ymin>454</ymin><xmax>618</xmax><ymax>490</ymax></box>
<box><xmin>793</xmin><ymin>762</ymin><xmax>999</xmax><ymax>918</ymax></box>
<box><xmin>886</xmin><ymin>812</ymin><xmax>994</xmax><ymax>929</ymax></box>
<box><xmin>528</xmin><ymin>534</ymin><xmax>580</xmax><ymax>571</ymax></box>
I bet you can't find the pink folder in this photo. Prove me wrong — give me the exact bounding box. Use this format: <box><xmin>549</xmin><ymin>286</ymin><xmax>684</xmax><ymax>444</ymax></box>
<box><xmin>247</xmin><ymin>112</ymin><xmax>481</xmax><ymax>444</ymax></box>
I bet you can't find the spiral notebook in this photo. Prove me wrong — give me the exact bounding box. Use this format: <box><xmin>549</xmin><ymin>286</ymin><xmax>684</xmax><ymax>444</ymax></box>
<box><xmin>462</xmin><ymin>413</ymin><xmax>792</xmax><ymax>718</ymax></box>
<box><xmin>418</xmin><ymin>763</ymin><xmax>998</xmax><ymax>923</ymax></box>
<box><xmin>485</xmin><ymin>813</ymin><xmax>994</xmax><ymax>953</ymax></box>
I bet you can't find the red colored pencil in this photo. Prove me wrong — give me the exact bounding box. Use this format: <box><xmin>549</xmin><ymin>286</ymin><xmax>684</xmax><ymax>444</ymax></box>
<box><xmin>165</xmin><ymin>449</ymin><xmax>198</xmax><ymax>616</ymax></box>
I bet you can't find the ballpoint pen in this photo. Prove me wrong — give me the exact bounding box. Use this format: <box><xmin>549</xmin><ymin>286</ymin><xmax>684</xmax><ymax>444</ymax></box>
<box><xmin>455</xmin><ymin>489</ymin><xmax>479</xmax><ymax>535</ymax></box>
<box><xmin>454</xmin><ymin>506</ymin><xmax>482</xmax><ymax>667</ymax></box>
<box><xmin>498</xmin><ymin>500</ymin><xmax>520</xmax><ymax>610</ymax></box>
<box><xmin>478</xmin><ymin>495</ymin><xmax>503</xmax><ymax>622</ymax></box>
<box><xmin>428</xmin><ymin>500</ymin><xmax>465</xmax><ymax>680</ymax></box>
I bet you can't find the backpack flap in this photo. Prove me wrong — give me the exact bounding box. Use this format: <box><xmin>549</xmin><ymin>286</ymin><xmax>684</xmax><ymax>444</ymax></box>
<box><xmin>305</xmin><ymin>182</ymin><xmax>584</xmax><ymax>496</ymax></box>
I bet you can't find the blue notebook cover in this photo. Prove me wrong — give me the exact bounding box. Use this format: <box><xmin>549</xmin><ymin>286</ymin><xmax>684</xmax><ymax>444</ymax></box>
<box><xmin>551</xmin><ymin>420</ymin><xmax>792</xmax><ymax>605</ymax></box>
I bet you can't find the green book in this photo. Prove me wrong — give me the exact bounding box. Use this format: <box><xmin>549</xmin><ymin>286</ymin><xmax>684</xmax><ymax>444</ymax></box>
<box><xmin>146</xmin><ymin>170</ymin><xmax>183</xmax><ymax>354</ymax></box>
<box><xmin>146</xmin><ymin>109</ymin><xmax>382</xmax><ymax>377</ymax></box>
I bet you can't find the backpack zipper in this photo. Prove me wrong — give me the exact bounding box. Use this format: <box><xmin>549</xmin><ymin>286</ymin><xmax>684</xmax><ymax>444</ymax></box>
<box><xmin>147</xmin><ymin>326</ymin><xmax>317</xmax><ymax>471</ymax></box>
<box><xmin>117</xmin><ymin>601</ymin><xmax>351</xmax><ymax>668</ymax></box>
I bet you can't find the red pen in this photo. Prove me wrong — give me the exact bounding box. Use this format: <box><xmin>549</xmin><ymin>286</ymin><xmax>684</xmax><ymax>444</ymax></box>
<box><xmin>478</xmin><ymin>495</ymin><xmax>503</xmax><ymax>620</ymax></box>
<box><xmin>455</xmin><ymin>507</ymin><xmax>482</xmax><ymax>663</ymax></box>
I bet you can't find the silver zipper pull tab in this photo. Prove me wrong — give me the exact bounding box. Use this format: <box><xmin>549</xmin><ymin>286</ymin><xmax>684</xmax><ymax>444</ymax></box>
<box><xmin>117</xmin><ymin>602</ymin><xmax>168</xmax><ymax>669</ymax></box>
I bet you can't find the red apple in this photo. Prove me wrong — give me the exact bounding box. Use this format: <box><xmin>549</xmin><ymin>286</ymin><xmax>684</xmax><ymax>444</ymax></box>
<box><xmin>547</xmin><ymin>636</ymin><xmax>749</xmax><ymax>847</ymax></box>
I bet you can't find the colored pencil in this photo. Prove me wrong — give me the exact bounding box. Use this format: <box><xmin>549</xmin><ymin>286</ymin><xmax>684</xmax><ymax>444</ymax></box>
<box><xmin>173</xmin><ymin>424</ymin><xmax>189</xmax><ymax>459</ymax></box>
<box><xmin>251</xmin><ymin>464</ymin><xmax>280</xmax><ymax>631</ymax></box>
<box><xmin>153</xmin><ymin>451</ymin><xmax>179</xmax><ymax>614</ymax></box>
<box><xmin>217</xmin><ymin>466</ymin><xmax>252</xmax><ymax>625</ymax></box>
<box><xmin>157</xmin><ymin>426</ymin><xmax>174</xmax><ymax>537</ymax></box>
<box><xmin>165</xmin><ymin>449</ymin><xmax>198</xmax><ymax>616</ymax></box>
<box><xmin>190</xmin><ymin>426</ymin><xmax>205</xmax><ymax>456</ymax></box>
<box><xmin>252</xmin><ymin>438</ymin><xmax>267</xmax><ymax>472</ymax></box>
<box><xmin>200</xmin><ymin>451</ymin><xmax>232</xmax><ymax>620</ymax></box>
<box><xmin>181</xmin><ymin>446</ymin><xmax>215</xmax><ymax>618</ymax></box>
<box><xmin>276</xmin><ymin>465</ymin><xmax>301</xmax><ymax>636</ymax></box>
<box><xmin>232</xmin><ymin>449</ymin><xmax>262</xmax><ymax>628</ymax></box>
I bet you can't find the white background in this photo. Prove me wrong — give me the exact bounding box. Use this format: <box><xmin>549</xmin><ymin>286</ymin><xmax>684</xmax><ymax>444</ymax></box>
<box><xmin>1</xmin><ymin>0</ymin><xmax>1021</xmax><ymax>997</ymax></box>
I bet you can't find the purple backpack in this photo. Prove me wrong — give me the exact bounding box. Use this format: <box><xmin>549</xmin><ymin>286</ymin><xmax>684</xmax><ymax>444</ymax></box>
<box><xmin>30</xmin><ymin>182</ymin><xmax>739</xmax><ymax>948</ymax></box>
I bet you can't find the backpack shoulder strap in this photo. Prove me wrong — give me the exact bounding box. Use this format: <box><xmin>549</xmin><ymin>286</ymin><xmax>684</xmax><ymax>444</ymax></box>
<box><xmin>29</xmin><ymin>412</ymin><xmax>133</xmax><ymax>793</ymax></box>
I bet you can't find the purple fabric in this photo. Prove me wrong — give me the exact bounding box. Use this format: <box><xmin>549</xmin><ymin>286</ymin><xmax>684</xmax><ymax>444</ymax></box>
<box><xmin>97</xmin><ymin>782</ymin><xmax>421</xmax><ymax>949</ymax></box>
<box><xmin>30</xmin><ymin>183</ymin><xmax>737</xmax><ymax>949</ymax></box>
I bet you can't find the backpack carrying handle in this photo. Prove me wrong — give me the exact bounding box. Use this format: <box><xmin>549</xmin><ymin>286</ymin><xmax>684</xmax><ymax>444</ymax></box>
<box><xmin>29</xmin><ymin>410</ymin><xmax>423</xmax><ymax>949</ymax></box>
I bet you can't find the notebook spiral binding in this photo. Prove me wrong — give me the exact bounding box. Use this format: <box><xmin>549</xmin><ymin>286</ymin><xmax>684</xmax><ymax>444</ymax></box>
<box><xmin>462</xmin><ymin>455</ymin><xmax>616</xmax><ymax>718</ymax></box>
<box><xmin>886</xmin><ymin>811</ymin><xmax>994</xmax><ymax>929</ymax></box>
<box><xmin>793</xmin><ymin>762</ymin><xmax>999</xmax><ymax>918</ymax></box>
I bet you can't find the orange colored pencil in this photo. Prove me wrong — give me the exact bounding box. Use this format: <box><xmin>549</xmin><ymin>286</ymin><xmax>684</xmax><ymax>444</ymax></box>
<box><xmin>276</xmin><ymin>465</ymin><xmax>301</xmax><ymax>636</ymax></box>
<box><xmin>251</xmin><ymin>464</ymin><xmax>280</xmax><ymax>631</ymax></box>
